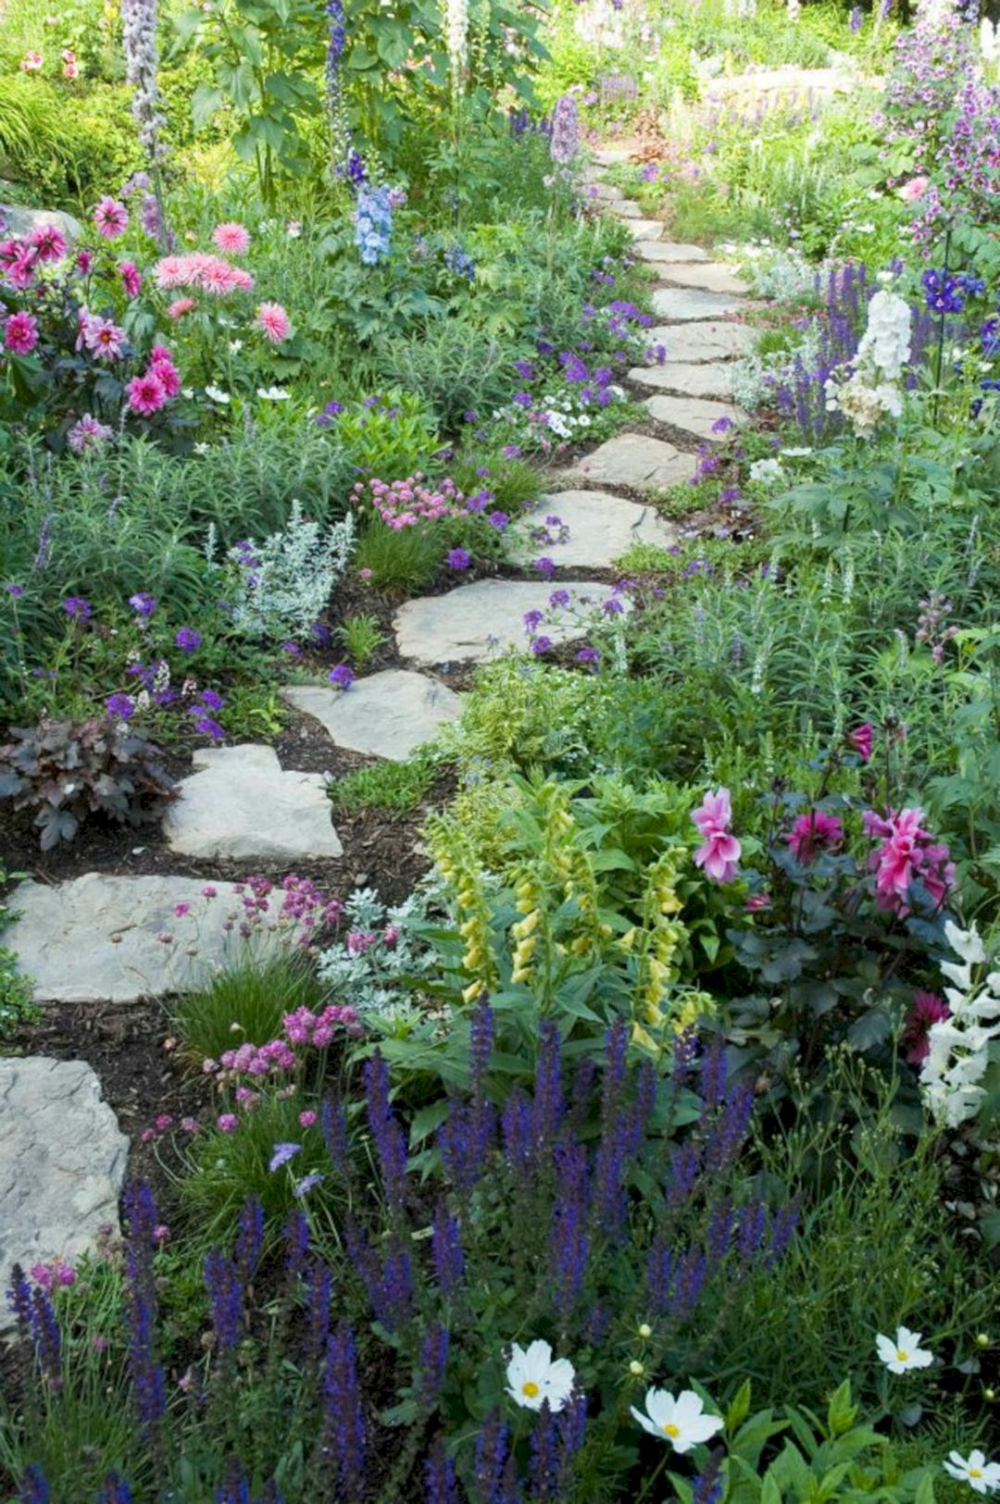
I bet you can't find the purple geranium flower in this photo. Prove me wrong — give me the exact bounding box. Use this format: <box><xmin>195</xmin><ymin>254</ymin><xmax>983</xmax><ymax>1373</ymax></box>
<box><xmin>531</xmin><ymin>635</ymin><xmax>553</xmax><ymax>656</ymax></box>
<box><xmin>175</xmin><ymin>627</ymin><xmax>201</xmax><ymax>652</ymax></box>
<box><xmin>329</xmin><ymin>663</ymin><xmax>354</xmax><ymax>691</ymax></box>
<box><xmin>62</xmin><ymin>596</ymin><xmax>92</xmax><ymax>621</ymax></box>
<box><xmin>105</xmin><ymin>692</ymin><xmax>136</xmax><ymax>721</ymax></box>
<box><xmin>129</xmin><ymin>592</ymin><xmax>157</xmax><ymax>618</ymax></box>
<box><xmin>447</xmin><ymin>548</ymin><xmax>471</xmax><ymax>571</ymax></box>
<box><xmin>487</xmin><ymin>511</ymin><xmax>509</xmax><ymax>531</ymax></box>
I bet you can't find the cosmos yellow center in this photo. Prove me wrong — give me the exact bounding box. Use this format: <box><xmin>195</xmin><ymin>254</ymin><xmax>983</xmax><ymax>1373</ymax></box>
<box><xmin>971</xmin><ymin>1471</ymin><xmax>982</xmax><ymax>1480</ymax></box>
<box><xmin>522</xmin><ymin>1382</ymin><xmax>540</xmax><ymax>1399</ymax></box>
<box><xmin>662</xmin><ymin>1424</ymin><xmax>680</xmax><ymax>1438</ymax></box>
<box><xmin>896</xmin><ymin>1350</ymin><xmax>909</xmax><ymax>1363</ymax></box>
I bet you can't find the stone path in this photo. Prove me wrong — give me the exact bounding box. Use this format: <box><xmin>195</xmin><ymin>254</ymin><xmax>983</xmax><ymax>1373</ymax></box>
<box><xmin>0</xmin><ymin>1057</ymin><xmax>127</xmax><ymax>1330</ymax></box>
<box><xmin>165</xmin><ymin>744</ymin><xmax>343</xmax><ymax>861</ymax></box>
<box><xmin>0</xmin><ymin>147</ymin><xmax>760</xmax><ymax>1270</ymax></box>
<box><xmin>282</xmin><ymin>670</ymin><xmax>463</xmax><ymax>762</ymax></box>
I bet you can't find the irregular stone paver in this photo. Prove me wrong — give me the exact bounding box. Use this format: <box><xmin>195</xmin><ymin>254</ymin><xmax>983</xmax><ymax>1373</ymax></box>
<box><xmin>563</xmin><ymin>432</ymin><xmax>698</xmax><ymax>490</ymax></box>
<box><xmin>8</xmin><ymin>875</ymin><xmax>272</xmax><ymax>1005</ymax></box>
<box><xmin>645</xmin><ymin>393</ymin><xmax>745</xmax><ymax>441</ymax></box>
<box><xmin>282</xmin><ymin>671</ymin><xmax>463</xmax><ymax>762</ymax></box>
<box><xmin>512</xmin><ymin>490</ymin><xmax>676</xmax><ymax>568</ymax></box>
<box><xmin>613</xmin><ymin>200</ymin><xmax>643</xmax><ymax>219</ymax></box>
<box><xmin>658</xmin><ymin>262</ymin><xmax>749</xmax><ymax>296</ymax></box>
<box><xmin>648</xmin><ymin>321</ymin><xmax>756</xmax><ymax>361</ymax></box>
<box><xmin>628</xmin><ymin>362</ymin><xmax>736</xmax><ymax>400</ymax></box>
<box><xmin>703</xmin><ymin>66</ymin><xmax>865</xmax><ymax>105</ymax></box>
<box><xmin>651</xmin><ymin>286</ymin><xmax>747</xmax><ymax>321</ymax></box>
<box><xmin>393</xmin><ymin>579</ymin><xmax>628</xmax><ymax>666</ymax></box>
<box><xmin>593</xmin><ymin>147</ymin><xmax>632</xmax><ymax>165</ymax></box>
<box><xmin>164</xmin><ymin>744</ymin><xmax>341</xmax><ymax>861</ymax></box>
<box><xmin>625</xmin><ymin>219</ymin><xmax>664</xmax><ymax>242</ymax></box>
<box><xmin>588</xmin><ymin>182</ymin><xmax>625</xmax><ymax>202</ymax></box>
<box><xmin>0</xmin><ymin>1057</ymin><xmax>128</xmax><ymax>1330</ymax></box>
<box><xmin>636</xmin><ymin>241</ymin><xmax>710</xmax><ymax>264</ymax></box>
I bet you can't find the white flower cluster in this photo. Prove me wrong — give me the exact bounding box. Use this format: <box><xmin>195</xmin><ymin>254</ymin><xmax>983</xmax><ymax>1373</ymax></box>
<box><xmin>731</xmin><ymin>324</ymin><xmax>821</xmax><ymax>411</ymax></box>
<box><xmin>444</xmin><ymin>0</ymin><xmax>468</xmax><ymax>95</ymax></box>
<box><xmin>737</xmin><ymin>245</ymin><xmax>816</xmax><ymax>303</ymax></box>
<box><xmin>920</xmin><ymin>920</ymin><xmax>1000</xmax><ymax>1128</ymax></box>
<box><xmin>825</xmin><ymin>289</ymin><xmax>911</xmax><ymax>439</ymax></box>
<box><xmin>224</xmin><ymin>500</ymin><xmax>355</xmax><ymax>641</ymax></box>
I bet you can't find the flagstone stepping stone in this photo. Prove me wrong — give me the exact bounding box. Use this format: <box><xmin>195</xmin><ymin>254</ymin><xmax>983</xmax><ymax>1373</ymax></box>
<box><xmin>613</xmin><ymin>200</ymin><xmax>643</xmax><ymax>218</ymax></box>
<box><xmin>648</xmin><ymin>320</ymin><xmax>756</xmax><ymax>362</ymax></box>
<box><xmin>636</xmin><ymin>241</ymin><xmax>710</xmax><ymax>264</ymax></box>
<box><xmin>625</xmin><ymin>219</ymin><xmax>664</xmax><ymax>242</ymax></box>
<box><xmin>8</xmin><ymin>875</ymin><xmax>274</xmax><ymax>1005</ymax></box>
<box><xmin>593</xmin><ymin>147</ymin><xmax>632</xmax><ymax>165</ymax></box>
<box><xmin>512</xmin><ymin>490</ymin><xmax>676</xmax><ymax>569</ymax></box>
<box><xmin>645</xmin><ymin>393</ymin><xmax>745</xmax><ymax>441</ymax></box>
<box><xmin>164</xmin><ymin>744</ymin><xmax>341</xmax><ymax>861</ymax></box>
<box><xmin>651</xmin><ymin>286</ymin><xmax>747</xmax><ymax>321</ymax></box>
<box><xmin>282</xmin><ymin>671</ymin><xmax>463</xmax><ymax>762</ymax></box>
<box><xmin>563</xmin><ymin>432</ymin><xmax>698</xmax><ymax>490</ymax></box>
<box><xmin>658</xmin><ymin>262</ymin><xmax>749</xmax><ymax>296</ymax></box>
<box><xmin>393</xmin><ymin>579</ymin><xmax>627</xmax><ymax>666</ymax></box>
<box><xmin>588</xmin><ymin>181</ymin><xmax>625</xmax><ymax>202</ymax></box>
<box><xmin>0</xmin><ymin>1056</ymin><xmax>128</xmax><ymax>1331</ymax></box>
<box><xmin>628</xmin><ymin>362</ymin><xmax>736</xmax><ymax>400</ymax></box>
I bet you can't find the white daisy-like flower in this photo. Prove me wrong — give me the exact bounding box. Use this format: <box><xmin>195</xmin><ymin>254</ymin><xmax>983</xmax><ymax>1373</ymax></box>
<box><xmin>944</xmin><ymin>1451</ymin><xmax>1000</xmax><ymax>1495</ymax></box>
<box><xmin>505</xmin><ymin>1340</ymin><xmax>575</xmax><ymax>1413</ymax></box>
<box><xmin>205</xmin><ymin>385</ymin><xmax>231</xmax><ymax>404</ymax></box>
<box><xmin>630</xmin><ymin>1387</ymin><xmax>724</xmax><ymax>1453</ymax></box>
<box><xmin>257</xmin><ymin>386</ymin><xmax>290</xmax><ymax>401</ymax></box>
<box><xmin>875</xmin><ymin>1326</ymin><xmax>934</xmax><ymax>1374</ymax></box>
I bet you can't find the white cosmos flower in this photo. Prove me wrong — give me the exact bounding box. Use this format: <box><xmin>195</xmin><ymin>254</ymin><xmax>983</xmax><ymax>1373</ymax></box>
<box><xmin>631</xmin><ymin>1388</ymin><xmax>724</xmax><ymax>1452</ymax></box>
<box><xmin>205</xmin><ymin>385</ymin><xmax>231</xmax><ymax>404</ymax></box>
<box><xmin>505</xmin><ymin>1340</ymin><xmax>575</xmax><ymax>1412</ymax></box>
<box><xmin>944</xmin><ymin>1451</ymin><xmax>1000</xmax><ymax>1494</ymax></box>
<box><xmin>257</xmin><ymin>386</ymin><xmax>290</xmax><ymax>401</ymax></box>
<box><xmin>875</xmin><ymin>1326</ymin><xmax>934</xmax><ymax>1374</ymax></box>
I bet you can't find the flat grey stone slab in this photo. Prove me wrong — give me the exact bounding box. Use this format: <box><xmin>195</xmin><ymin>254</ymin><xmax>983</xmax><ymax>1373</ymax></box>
<box><xmin>636</xmin><ymin>241</ymin><xmax>710</xmax><ymax>264</ymax></box>
<box><xmin>282</xmin><ymin>671</ymin><xmax>462</xmax><ymax>762</ymax></box>
<box><xmin>0</xmin><ymin>203</ymin><xmax>82</xmax><ymax>243</ymax></box>
<box><xmin>513</xmin><ymin>490</ymin><xmax>676</xmax><ymax>568</ymax></box>
<box><xmin>614</xmin><ymin>200</ymin><xmax>643</xmax><ymax>218</ymax></box>
<box><xmin>164</xmin><ymin>744</ymin><xmax>341</xmax><ymax>861</ymax></box>
<box><xmin>393</xmin><ymin>579</ymin><xmax>625</xmax><ymax>666</ymax></box>
<box><xmin>593</xmin><ymin>147</ymin><xmax>632</xmax><ymax>165</ymax></box>
<box><xmin>8</xmin><ymin>875</ymin><xmax>273</xmax><ymax>1004</ymax></box>
<box><xmin>0</xmin><ymin>1057</ymin><xmax>128</xmax><ymax>1330</ymax></box>
<box><xmin>658</xmin><ymin>263</ymin><xmax>749</xmax><ymax>295</ymax></box>
<box><xmin>625</xmin><ymin>219</ymin><xmax>663</xmax><ymax>242</ymax></box>
<box><xmin>628</xmin><ymin>362</ymin><xmax>735</xmax><ymax>400</ymax></box>
<box><xmin>651</xmin><ymin>286</ymin><xmax>747</xmax><ymax>321</ymax></box>
<box><xmin>645</xmin><ymin>393</ymin><xmax>745</xmax><ymax>440</ymax></box>
<box><xmin>563</xmin><ymin>432</ymin><xmax>698</xmax><ymax>490</ymax></box>
<box><xmin>588</xmin><ymin>182</ymin><xmax>625</xmax><ymax>202</ymax></box>
<box><xmin>648</xmin><ymin>321</ymin><xmax>756</xmax><ymax>361</ymax></box>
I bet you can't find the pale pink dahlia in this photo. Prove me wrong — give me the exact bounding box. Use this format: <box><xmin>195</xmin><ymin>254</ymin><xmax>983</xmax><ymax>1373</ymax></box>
<box><xmin>93</xmin><ymin>196</ymin><xmax>129</xmax><ymax>239</ymax></box>
<box><xmin>692</xmin><ymin>787</ymin><xmax>741</xmax><ymax>885</ymax></box>
<box><xmin>212</xmin><ymin>221</ymin><xmax>251</xmax><ymax>255</ymax></box>
<box><xmin>3</xmin><ymin>311</ymin><xmax>39</xmax><ymax>355</ymax></box>
<box><xmin>256</xmin><ymin>301</ymin><xmax>291</xmax><ymax>343</ymax></box>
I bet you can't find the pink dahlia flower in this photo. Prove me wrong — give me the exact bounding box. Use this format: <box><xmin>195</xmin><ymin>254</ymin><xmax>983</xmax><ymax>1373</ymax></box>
<box><xmin>126</xmin><ymin>370</ymin><xmax>167</xmax><ymax>416</ymax></box>
<box><xmin>213</xmin><ymin>221</ymin><xmax>251</xmax><ymax>255</ymax></box>
<box><xmin>167</xmin><ymin>296</ymin><xmax>196</xmax><ymax>320</ymax></box>
<box><xmin>93</xmin><ymin>196</ymin><xmax>129</xmax><ymax>239</ymax></box>
<box><xmin>863</xmin><ymin>806</ymin><xmax>955</xmax><ymax>916</ymax></box>
<box><xmin>898</xmin><ymin>176</ymin><xmax>929</xmax><ymax>203</ymax></box>
<box><xmin>256</xmin><ymin>300</ymin><xmax>291</xmax><ymax>343</ymax></box>
<box><xmin>787</xmin><ymin>809</ymin><xmax>844</xmax><ymax>865</ymax></box>
<box><xmin>692</xmin><ymin>787</ymin><xmax>741</xmax><ymax>885</ymax></box>
<box><xmin>3</xmin><ymin>311</ymin><xmax>39</xmax><ymax>355</ymax></box>
<box><xmin>28</xmin><ymin>222</ymin><xmax>67</xmax><ymax>263</ymax></box>
<box><xmin>82</xmin><ymin>315</ymin><xmax>126</xmax><ymax>362</ymax></box>
<box><xmin>901</xmin><ymin>990</ymin><xmax>950</xmax><ymax>1066</ymax></box>
<box><xmin>67</xmin><ymin>413</ymin><xmax>114</xmax><ymax>454</ymax></box>
<box><xmin>847</xmin><ymin>722</ymin><xmax>873</xmax><ymax>762</ymax></box>
<box><xmin>150</xmin><ymin>356</ymin><xmax>181</xmax><ymax>398</ymax></box>
<box><xmin>118</xmin><ymin>260</ymin><xmax>142</xmax><ymax>298</ymax></box>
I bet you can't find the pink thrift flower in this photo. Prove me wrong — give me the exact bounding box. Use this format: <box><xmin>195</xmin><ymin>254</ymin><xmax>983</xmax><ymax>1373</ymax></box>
<box><xmin>167</xmin><ymin>296</ymin><xmax>195</xmax><ymax>320</ymax></box>
<box><xmin>256</xmin><ymin>301</ymin><xmax>291</xmax><ymax>343</ymax></box>
<box><xmin>93</xmin><ymin>196</ymin><xmax>129</xmax><ymax>239</ymax></box>
<box><xmin>299</xmin><ymin>1109</ymin><xmax>318</xmax><ymax>1128</ymax></box>
<box><xmin>847</xmin><ymin>722</ymin><xmax>873</xmax><ymax>762</ymax></box>
<box><xmin>20</xmin><ymin>52</ymin><xmax>44</xmax><ymax>71</ymax></box>
<box><xmin>787</xmin><ymin>810</ymin><xmax>844</xmax><ymax>864</ymax></box>
<box><xmin>901</xmin><ymin>990</ymin><xmax>950</xmax><ymax>1066</ymax></box>
<box><xmin>213</xmin><ymin>221</ymin><xmax>251</xmax><ymax>255</ymax></box>
<box><xmin>126</xmin><ymin>370</ymin><xmax>167</xmax><ymax>416</ymax></box>
<box><xmin>216</xmin><ymin>1113</ymin><xmax>239</xmax><ymax>1134</ymax></box>
<box><xmin>692</xmin><ymin>787</ymin><xmax>741</xmax><ymax>885</ymax></box>
<box><xmin>3</xmin><ymin>311</ymin><xmax>39</xmax><ymax>355</ymax></box>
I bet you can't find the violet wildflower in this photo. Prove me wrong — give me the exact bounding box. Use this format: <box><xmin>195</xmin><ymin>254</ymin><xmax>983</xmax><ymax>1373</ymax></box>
<box><xmin>99</xmin><ymin>1474</ymin><xmax>135</xmax><ymax>1504</ymax></box>
<box><xmin>18</xmin><ymin>1466</ymin><xmax>50</xmax><ymax>1503</ymax></box>
<box><xmin>320</xmin><ymin>1324</ymin><xmax>366</xmax><ymax>1502</ymax></box>
<box><xmin>284</xmin><ymin>1207</ymin><xmax>311</xmax><ymax>1281</ymax></box>
<box><xmin>550</xmin><ymin>95</ymin><xmax>580</xmax><ymax>164</ymax></box>
<box><xmin>129</xmin><ymin>591</ymin><xmax>157</xmax><ymax>617</ymax></box>
<box><xmin>355</xmin><ymin>185</ymin><xmax>393</xmax><ymax>265</ymax></box>
<box><xmin>234</xmin><ymin>1196</ymin><xmax>264</xmax><ymax>1283</ymax></box>
<box><xmin>475</xmin><ymin>1410</ymin><xmax>511</xmax><ymax>1502</ymax></box>
<box><xmin>329</xmin><ymin>663</ymin><xmax>354</xmax><ymax>691</ymax></box>
<box><xmin>426</xmin><ymin>1442</ymin><xmax>460</xmax><ymax>1504</ymax></box>
<box><xmin>534</xmin><ymin>556</ymin><xmax>556</xmax><ymax>578</ymax></box>
<box><xmin>174</xmin><ymin>626</ymin><xmax>201</xmax><ymax>652</ymax></box>
<box><xmin>736</xmin><ymin>1200</ymin><xmax>767</xmax><ymax>1264</ymax></box>
<box><xmin>203</xmin><ymin>1248</ymin><xmax>244</xmax><ymax>1353</ymax></box>
<box><xmin>61</xmin><ymin>595</ymin><xmax>92</xmax><ymax>621</ymax></box>
<box><xmin>304</xmin><ymin>1259</ymin><xmax>332</xmax><ymax>1362</ymax></box>
<box><xmin>364</xmin><ymin>1050</ymin><xmax>408</xmax><ymax>1213</ymax></box>
<box><xmin>432</xmin><ymin>1201</ymin><xmax>465</xmax><ymax>1295</ymax></box>
<box><xmin>269</xmin><ymin>1141</ymin><xmax>302</xmax><ymax>1173</ymax></box>
<box><xmin>121</xmin><ymin>0</ymin><xmax>167</xmax><ymax>166</ymax></box>
<box><xmin>419</xmin><ymin>1323</ymin><xmax>451</xmax><ymax>1406</ymax></box>
<box><xmin>447</xmin><ymin>547</ymin><xmax>471</xmax><ymax>570</ymax></box>
<box><xmin>106</xmin><ymin>692</ymin><xmax>136</xmax><ymax>721</ymax></box>
<box><xmin>531</xmin><ymin>635</ymin><xmax>553</xmax><ymax>655</ymax></box>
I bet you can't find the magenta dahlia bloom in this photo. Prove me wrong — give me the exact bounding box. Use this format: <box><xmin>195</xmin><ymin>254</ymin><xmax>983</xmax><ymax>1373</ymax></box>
<box><xmin>847</xmin><ymin>722</ymin><xmax>873</xmax><ymax>762</ymax></box>
<box><xmin>901</xmin><ymin>990</ymin><xmax>950</xmax><ymax>1066</ymax></box>
<box><xmin>93</xmin><ymin>196</ymin><xmax>130</xmax><ymax>238</ymax></box>
<box><xmin>692</xmin><ymin>787</ymin><xmax>741</xmax><ymax>885</ymax></box>
<box><xmin>126</xmin><ymin>370</ymin><xmax>167</xmax><ymax>416</ymax></box>
<box><xmin>787</xmin><ymin>809</ymin><xmax>844</xmax><ymax>864</ymax></box>
<box><xmin>863</xmin><ymin>806</ymin><xmax>955</xmax><ymax>916</ymax></box>
<box><xmin>118</xmin><ymin>260</ymin><xmax>142</xmax><ymax>297</ymax></box>
<box><xmin>3</xmin><ymin>311</ymin><xmax>39</xmax><ymax>355</ymax></box>
<box><xmin>28</xmin><ymin>222</ymin><xmax>68</xmax><ymax>262</ymax></box>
